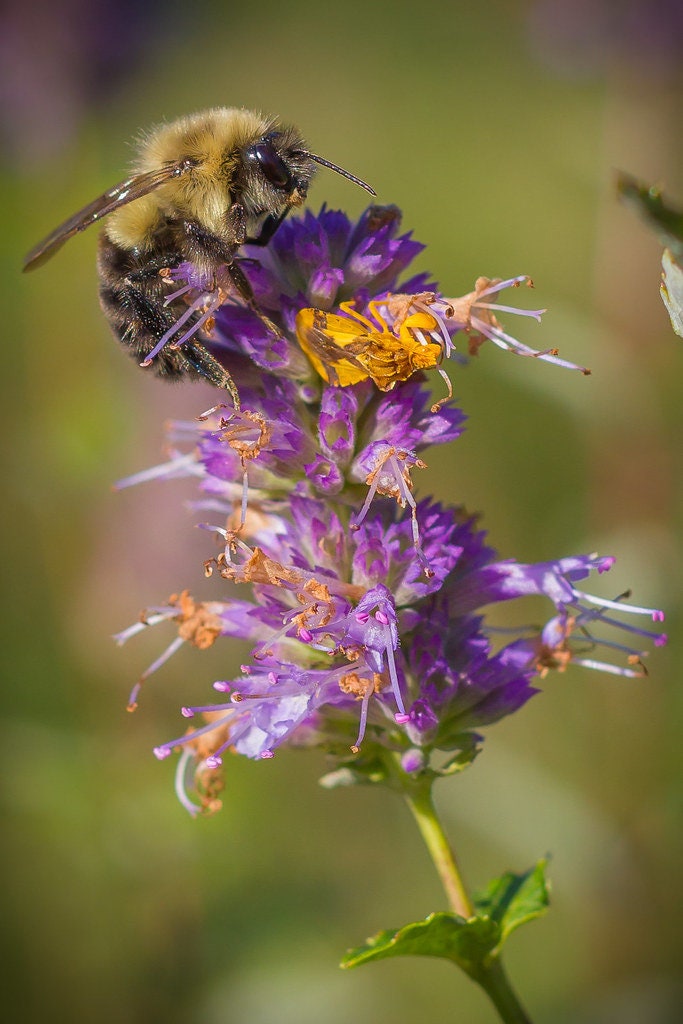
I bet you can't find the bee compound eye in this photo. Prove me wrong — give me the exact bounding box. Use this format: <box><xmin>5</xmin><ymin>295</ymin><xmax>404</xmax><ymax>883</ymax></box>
<box><xmin>247</xmin><ymin>140</ymin><xmax>291</xmax><ymax>189</ymax></box>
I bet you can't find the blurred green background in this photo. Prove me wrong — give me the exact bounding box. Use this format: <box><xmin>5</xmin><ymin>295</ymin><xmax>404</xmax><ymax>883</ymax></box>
<box><xmin>2</xmin><ymin>1</ymin><xmax>682</xmax><ymax>1021</ymax></box>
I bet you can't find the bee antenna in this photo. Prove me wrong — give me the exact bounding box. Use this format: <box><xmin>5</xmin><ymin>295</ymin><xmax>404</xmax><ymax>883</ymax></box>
<box><xmin>298</xmin><ymin>151</ymin><xmax>376</xmax><ymax>196</ymax></box>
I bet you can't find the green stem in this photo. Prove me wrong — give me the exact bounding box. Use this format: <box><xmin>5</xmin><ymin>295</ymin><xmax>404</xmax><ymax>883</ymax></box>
<box><xmin>470</xmin><ymin>959</ymin><xmax>533</xmax><ymax>1024</ymax></box>
<box><xmin>403</xmin><ymin>778</ymin><xmax>534</xmax><ymax>1024</ymax></box>
<box><xmin>404</xmin><ymin>781</ymin><xmax>474</xmax><ymax>919</ymax></box>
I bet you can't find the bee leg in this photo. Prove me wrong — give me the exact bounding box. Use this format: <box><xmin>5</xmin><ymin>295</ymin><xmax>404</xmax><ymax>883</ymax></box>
<box><xmin>223</xmin><ymin>204</ymin><xmax>285</xmax><ymax>337</ymax></box>
<box><xmin>123</xmin><ymin>252</ymin><xmax>184</xmax><ymax>283</ymax></box>
<box><xmin>139</xmin><ymin>290</ymin><xmax>241</xmax><ymax>409</ymax></box>
<box><xmin>98</xmin><ymin>234</ymin><xmax>239</xmax><ymax>407</ymax></box>
<box><xmin>226</xmin><ymin>259</ymin><xmax>284</xmax><ymax>340</ymax></box>
<box><xmin>181</xmin><ymin>214</ymin><xmax>283</xmax><ymax>339</ymax></box>
<box><xmin>244</xmin><ymin>209</ymin><xmax>289</xmax><ymax>247</ymax></box>
<box><xmin>110</xmin><ymin>278</ymin><xmax>241</xmax><ymax>409</ymax></box>
<box><xmin>181</xmin><ymin>341</ymin><xmax>241</xmax><ymax>411</ymax></box>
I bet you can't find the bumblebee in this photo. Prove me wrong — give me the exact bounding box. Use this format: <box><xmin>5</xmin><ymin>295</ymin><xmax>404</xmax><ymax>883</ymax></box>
<box><xmin>23</xmin><ymin>108</ymin><xmax>375</xmax><ymax>408</ymax></box>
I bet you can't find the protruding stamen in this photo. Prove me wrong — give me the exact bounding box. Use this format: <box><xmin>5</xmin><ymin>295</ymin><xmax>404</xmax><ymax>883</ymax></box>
<box><xmin>141</xmin><ymin>288</ymin><xmax>225</xmax><ymax>366</ymax></box>
<box><xmin>163</xmin><ymin>283</ymin><xmax>193</xmax><ymax>306</ymax></box>
<box><xmin>174</xmin><ymin>748</ymin><xmax>202</xmax><ymax>817</ymax></box>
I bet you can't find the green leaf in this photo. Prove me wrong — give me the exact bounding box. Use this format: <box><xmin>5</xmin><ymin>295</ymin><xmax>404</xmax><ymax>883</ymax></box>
<box><xmin>436</xmin><ymin>733</ymin><xmax>482</xmax><ymax>776</ymax></box>
<box><xmin>617</xmin><ymin>173</ymin><xmax>683</xmax><ymax>258</ymax></box>
<box><xmin>661</xmin><ymin>249</ymin><xmax>683</xmax><ymax>338</ymax></box>
<box><xmin>473</xmin><ymin>860</ymin><xmax>550</xmax><ymax>945</ymax></box>
<box><xmin>341</xmin><ymin>912</ymin><xmax>500</xmax><ymax>977</ymax></box>
<box><xmin>341</xmin><ymin>861</ymin><xmax>550</xmax><ymax>976</ymax></box>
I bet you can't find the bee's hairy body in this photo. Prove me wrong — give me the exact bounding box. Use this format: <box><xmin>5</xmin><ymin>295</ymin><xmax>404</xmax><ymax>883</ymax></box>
<box><xmin>95</xmin><ymin>109</ymin><xmax>314</xmax><ymax>393</ymax></box>
<box><xmin>24</xmin><ymin>107</ymin><xmax>376</xmax><ymax>404</ymax></box>
<box><xmin>105</xmin><ymin>109</ymin><xmax>306</xmax><ymax>252</ymax></box>
<box><xmin>97</xmin><ymin>227</ymin><xmax>211</xmax><ymax>383</ymax></box>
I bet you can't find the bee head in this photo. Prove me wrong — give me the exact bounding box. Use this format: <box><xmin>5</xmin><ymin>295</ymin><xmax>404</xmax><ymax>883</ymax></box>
<box><xmin>241</xmin><ymin>127</ymin><xmax>317</xmax><ymax>216</ymax></box>
<box><xmin>240</xmin><ymin>125</ymin><xmax>376</xmax><ymax>219</ymax></box>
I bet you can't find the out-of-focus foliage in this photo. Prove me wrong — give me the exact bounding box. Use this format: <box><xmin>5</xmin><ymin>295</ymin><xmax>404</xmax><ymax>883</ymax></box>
<box><xmin>661</xmin><ymin>250</ymin><xmax>683</xmax><ymax>337</ymax></box>
<box><xmin>2</xmin><ymin>1</ymin><xmax>682</xmax><ymax>1022</ymax></box>
<box><xmin>617</xmin><ymin>174</ymin><xmax>683</xmax><ymax>337</ymax></box>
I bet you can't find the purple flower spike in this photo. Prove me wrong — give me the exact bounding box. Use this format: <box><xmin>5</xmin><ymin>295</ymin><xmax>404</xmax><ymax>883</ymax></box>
<box><xmin>114</xmin><ymin>204</ymin><xmax>663</xmax><ymax>814</ymax></box>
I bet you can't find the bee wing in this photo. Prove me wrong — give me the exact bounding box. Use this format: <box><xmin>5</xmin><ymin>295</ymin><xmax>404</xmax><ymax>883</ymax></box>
<box><xmin>23</xmin><ymin>159</ymin><xmax>196</xmax><ymax>271</ymax></box>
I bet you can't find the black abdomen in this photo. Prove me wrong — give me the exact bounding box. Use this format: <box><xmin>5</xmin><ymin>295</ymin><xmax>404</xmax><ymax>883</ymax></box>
<box><xmin>97</xmin><ymin>232</ymin><xmax>207</xmax><ymax>382</ymax></box>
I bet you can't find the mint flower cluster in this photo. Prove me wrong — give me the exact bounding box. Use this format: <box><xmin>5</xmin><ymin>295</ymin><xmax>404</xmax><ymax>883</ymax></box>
<box><xmin>117</xmin><ymin>204</ymin><xmax>665</xmax><ymax>815</ymax></box>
